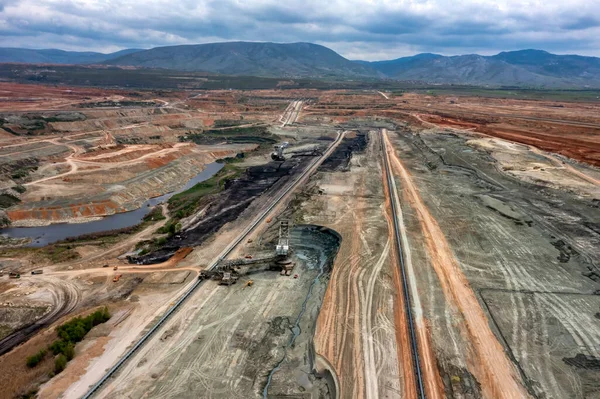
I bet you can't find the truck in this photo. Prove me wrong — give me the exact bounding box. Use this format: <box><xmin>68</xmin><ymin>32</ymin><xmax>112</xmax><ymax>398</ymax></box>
<box><xmin>31</xmin><ymin>270</ymin><xmax>43</xmax><ymax>275</ymax></box>
<box><xmin>113</xmin><ymin>274</ymin><xmax>122</xmax><ymax>282</ymax></box>
<box><xmin>9</xmin><ymin>272</ymin><xmax>20</xmax><ymax>279</ymax></box>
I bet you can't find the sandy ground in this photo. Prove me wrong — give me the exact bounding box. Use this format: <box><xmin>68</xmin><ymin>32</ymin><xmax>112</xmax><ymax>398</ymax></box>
<box><xmin>2</xmin><ymin>85</ymin><xmax>600</xmax><ymax>398</ymax></box>
<box><xmin>38</xmin><ymin>283</ymin><xmax>194</xmax><ymax>399</ymax></box>
<box><xmin>385</xmin><ymin>126</ymin><xmax>600</xmax><ymax>398</ymax></box>
<box><xmin>384</xmin><ymin>129</ymin><xmax>529</xmax><ymax>398</ymax></box>
<box><xmin>93</xmin><ymin>228</ymin><xmax>338</xmax><ymax>399</ymax></box>
<box><xmin>310</xmin><ymin>132</ymin><xmax>409</xmax><ymax>398</ymax></box>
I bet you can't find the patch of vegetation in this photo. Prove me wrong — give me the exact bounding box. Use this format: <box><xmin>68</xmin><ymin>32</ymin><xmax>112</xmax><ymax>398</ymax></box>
<box><xmin>17</xmin><ymin>389</ymin><xmax>38</xmax><ymax>399</ymax></box>
<box><xmin>215</xmin><ymin>153</ymin><xmax>245</xmax><ymax>164</ymax></box>
<box><xmin>26</xmin><ymin>349</ymin><xmax>47</xmax><ymax>368</ymax></box>
<box><xmin>213</xmin><ymin>119</ymin><xmax>247</xmax><ymax>127</ymax></box>
<box><xmin>167</xmin><ymin>163</ymin><xmax>243</xmax><ymax>221</ymax></box>
<box><xmin>143</xmin><ymin>206</ymin><xmax>166</xmax><ymax>222</ymax></box>
<box><xmin>0</xmin><ymin>214</ymin><xmax>10</xmax><ymax>228</ymax></box>
<box><xmin>115</xmin><ymin>136</ymin><xmax>145</xmax><ymax>145</ymax></box>
<box><xmin>136</xmin><ymin>235</ymin><xmax>169</xmax><ymax>253</ymax></box>
<box><xmin>24</xmin><ymin>307</ymin><xmax>110</xmax><ymax>376</ymax></box>
<box><xmin>45</xmin><ymin>307</ymin><xmax>110</xmax><ymax>374</ymax></box>
<box><xmin>2</xmin><ymin>63</ymin><xmax>600</xmax><ymax>95</ymax></box>
<box><xmin>155</xmin><ymin>220</ymin><xmax>182</xmax><ymax>236</ymax></box>
<box><xmin>12</xmin><ymin>184</ymin><xmax>26</xmax><ymax>194</ymax></box>
<box><xmin>39</xmin><ymin>245</ymin><xmax>80</xmax><ymax>263</ymax></box>
<box><xmin>10</xmin><ymin>169</ymin><xmax>31</xmax><ymax>180</ymax></box>
<box><xmin>0</xmin><ymin>193</ymin><xmax>20</xmax><ymax>209</ymax></box>
<box><xmin>4</xmin><ymin>160</ymin><xmax>38</xmax><ymax>182</ymax></box>
<box><xmin>420</xmin><ymin>87</ymin><xmax>600</xmax><ymax>102</ymax></box>
<box><xmin>204</xmin><ymin>125</ymin><xmax>269</xmax><ymax>136</ymax></box>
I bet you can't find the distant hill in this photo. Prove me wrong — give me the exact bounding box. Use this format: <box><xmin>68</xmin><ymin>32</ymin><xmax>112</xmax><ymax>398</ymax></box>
<box><xmin>104</xmin><ymin>42</ymin><xmax>381</xmax><ymax>79</ymax></box>
<box><xmin>1</xmin><ymin>44</ymin><xmax>599</xmax><ymax>87</ymax></box>
<box><xmin>0</xmin><ymin>48</ymin><xmax>143</xmax><ymax>65</ymax></box>
<box><xmin>361</xmin><ymin>50</ymin><xmax>600</xmax><ymax>88</ymax></box>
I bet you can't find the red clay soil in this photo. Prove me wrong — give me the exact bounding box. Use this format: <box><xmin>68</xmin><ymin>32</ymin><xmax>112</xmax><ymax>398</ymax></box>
<box><xmin>0</xmin><ymin>82</ymin><xmax>136</xmax><ymax>112</ymax></box>
<box><xmin>418</xmin><ymin>113</ymin><xmax>600</xmax><ymax>166</ymax></box>
<box><xmin>477</xmin><ymin>124</ymin><xmax>600</xmax><ymax>166</ymax></box>
<box><xmin>6</xmin><ymin>199</ymin><xmax>125</xmax><ymax>222</ymax></box>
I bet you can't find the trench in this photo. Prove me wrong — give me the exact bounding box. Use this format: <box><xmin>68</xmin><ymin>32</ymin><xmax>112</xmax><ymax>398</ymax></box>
<box><xmin>0</xmin><ymin>162</ymin><xmax>224</xmax><ymax>247</ymax></box>
<box><xmin>262</xmin><ymin>225</ymin><xmax>341</xmax><ymax>398</ymax></box>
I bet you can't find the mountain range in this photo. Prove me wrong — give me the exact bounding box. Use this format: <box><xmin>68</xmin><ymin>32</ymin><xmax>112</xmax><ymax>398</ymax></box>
<box><xmin>1</xmin><ymin>43</ymin><xmax>599</xmax><ymax>88</ymax></box>
<box><xmin>0</xmin><ymin>48</ymin><xmax>142</xmax><ymax>65</ymax></box>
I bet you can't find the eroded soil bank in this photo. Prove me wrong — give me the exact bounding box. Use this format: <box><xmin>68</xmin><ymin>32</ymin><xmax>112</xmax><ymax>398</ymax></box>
<box><xmin>0</xmin><ymin>163</ymin><xmax>224</xmax><ymax>246</ymax></box>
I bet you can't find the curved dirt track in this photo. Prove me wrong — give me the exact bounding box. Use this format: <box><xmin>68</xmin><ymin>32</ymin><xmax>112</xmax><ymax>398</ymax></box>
<box><xmin>314</xmin><ymin>132</ymin><xmax>412</xmax><ymax>398</ymax></box>
<box><xmin>0</xmin><ymin>276</ymin><xmax>82</xmax><ymax>356</ymax></box>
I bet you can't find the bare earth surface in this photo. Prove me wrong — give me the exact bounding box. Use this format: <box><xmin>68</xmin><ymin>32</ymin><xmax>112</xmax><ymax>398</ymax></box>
<box><xmin>1</xmin><ymin>84</ymin><xmax>599</xmax><ymax>399</ymax></box>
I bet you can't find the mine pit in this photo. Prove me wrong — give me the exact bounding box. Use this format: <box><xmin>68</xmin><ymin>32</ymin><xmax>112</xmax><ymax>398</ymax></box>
<box><xmin>0</xmin><ymin>83</ymin><xmax>599</xmax><ymax>399</ymax></box>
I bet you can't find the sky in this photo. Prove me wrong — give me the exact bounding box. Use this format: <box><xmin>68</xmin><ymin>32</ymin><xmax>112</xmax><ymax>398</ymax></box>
<box><xmin>1</xmin><ymin>0</ymin><xmax>599</xmax><ymax>60</ymax></box>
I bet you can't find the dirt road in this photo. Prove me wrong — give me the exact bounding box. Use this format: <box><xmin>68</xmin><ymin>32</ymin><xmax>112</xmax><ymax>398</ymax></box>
<box><xmin>280</xmin><ymin>100</ymin><xmax>303</xmax><ymax>127</ymax></box>
<box><xmin>382</xmin><ymin>132</ymin><xmax>444</xmax><ymax>399</ymax></box>
<box><xmin>383</xmin><ymin>129</ymin><xmax>529</xmax><ymax>398</ymax></box>
<box><xmin>0</xmin><ymin>276</ymin><xmax>82</xmax><ymax>356</ymax></box>
<box><xmin>312</xmin><ymin>131</ymin><xmax>411</xmax><ymax>398</ymax></box>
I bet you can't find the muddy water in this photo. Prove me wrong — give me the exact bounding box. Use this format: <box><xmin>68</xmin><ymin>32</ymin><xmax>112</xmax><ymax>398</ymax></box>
<box><xmin>262</xmin><ymin>225</ymin><xmax>341</xmax><ymax>398</ymax></box>
<box><xmin>0</xmin><ymin>162</ymin><xmax>223</xmax><ymax>247</ymax></box>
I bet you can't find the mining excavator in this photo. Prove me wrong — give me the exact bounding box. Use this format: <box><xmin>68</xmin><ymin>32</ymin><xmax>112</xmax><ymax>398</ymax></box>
<box><xmin>271</xmin><ymin>142</ymin><xmax>289</xmax><ymax>161</ymax></box>
<box><xmin>198</xmin><ymin>266</ymin><xmax>240</xmax><ymax>286</ymax></box>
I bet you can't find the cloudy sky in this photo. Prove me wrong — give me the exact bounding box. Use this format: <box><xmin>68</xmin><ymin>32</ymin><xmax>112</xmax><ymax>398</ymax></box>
<box><xmin>1</xmin><ymin>0</ymin><xmax>599</xmax><ymax>60</ymax></box>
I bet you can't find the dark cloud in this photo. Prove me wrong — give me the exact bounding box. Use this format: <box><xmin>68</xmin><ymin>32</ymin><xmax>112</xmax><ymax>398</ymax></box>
<box><xmin>0</xmin><ymin>0</ymin><xmax>598</xmax><ymax>59</ymax></box>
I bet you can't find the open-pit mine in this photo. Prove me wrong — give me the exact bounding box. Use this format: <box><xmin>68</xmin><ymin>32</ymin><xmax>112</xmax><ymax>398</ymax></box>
<box><xmin>0</xmin><ymin>82</ymin><xmax>599</xmax><ymax>399</ymax></box>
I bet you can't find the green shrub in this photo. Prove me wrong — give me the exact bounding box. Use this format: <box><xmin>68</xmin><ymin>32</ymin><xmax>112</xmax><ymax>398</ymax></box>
<box><xmin>50</xmin><ymin>307</ymin><xmax>111</xmax><ymax>357</ymax></box>
<box><xmin>143</xmin><ymin>206</ymin><xmax>165</xmax><ymax>222</ymax></box>
<box><xmin>54</xmin><ymin>354</ymin><xmax>67</xmax><ymax>374</ymax></box>
<box><xmin>18</xmin><ymin>388</ymin><xmax>38</xmax><ymax>399</ymax></box>
<box><xmin>63</xmin><ymin>342</ymin><xmax>75</xmax><ymax>361</ymax></box>
<box><xmin>12</xmin><ymin>184</ymin><xmax>26</xmax><ymax>194</ymax></box>
<box><xmin>26</xmin><ymin>349</ymin><xmax>47</xmax><ymax>368</ymax></box>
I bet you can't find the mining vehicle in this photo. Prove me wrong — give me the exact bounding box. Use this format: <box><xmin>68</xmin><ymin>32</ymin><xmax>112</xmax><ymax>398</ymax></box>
<box><xmin>271</xmin><ymin>142</ymin><xmax>289</xmax><ymax>161</ymax></box>
<box><xmin>219</xmin><ymin>272</ymin><xmax>238</xmax><ymax>286</ymax></box>
<box><xmin>31</xmin><ymin>270</ymin><xmax>43</xmax><ymax>275</ymax></box>
<box><xmin>113</xmin><ymin>274</ymin><xmax>122</xmax><ymax>282</ymax></box>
